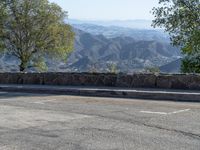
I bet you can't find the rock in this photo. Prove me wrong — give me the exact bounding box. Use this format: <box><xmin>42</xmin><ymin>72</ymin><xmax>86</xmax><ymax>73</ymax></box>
<box><xmin>0</xmin><ymin>73</ymin><xmax>200</xmax><ymax>90</ymax></box>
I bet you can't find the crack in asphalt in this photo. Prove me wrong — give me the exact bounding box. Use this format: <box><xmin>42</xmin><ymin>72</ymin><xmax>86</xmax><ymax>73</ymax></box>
<box><xmin>109</xmin><ymin>111</ymin><xmax>200</xmax><ymax>139</ymax></box>
<box><xmin>142</xmin><ymin>123</ymin><xmax>200</xmax><ymax>140</ymax></box>
<box><xmin>1</xmin><ymin>103</ymin><xmax>200</xmax><ymax>140</ymax></box>
<box><xmin>72</xmin><ymin>112</ymin><xmax>200</xmax><ymax>140</ymax></box>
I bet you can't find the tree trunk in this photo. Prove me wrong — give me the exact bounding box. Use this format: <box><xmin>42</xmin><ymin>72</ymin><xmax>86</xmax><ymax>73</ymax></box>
<box><xmin>19</xmin><ymin>65</ymin><xmax>25</xmax><ymax>72</ymax></box>
<box><xmin>19</xmin><ymin>61</ymin><xmax>27</xmax><ymax>72</ymax></box>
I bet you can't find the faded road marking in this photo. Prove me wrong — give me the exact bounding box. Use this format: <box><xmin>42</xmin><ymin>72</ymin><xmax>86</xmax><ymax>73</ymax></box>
<box><xmin>140</xmin><ymin>111</ymin><xmax>168</xmax><ymax>115</ymax></box>
<box><xmin>168</xmin><ymin>109</ymin><xmax>191</xmax><ymax>115</ymax></box>
<box><xmin>140</xmin><ymin>109</ymin><xmax>190</xmax><ymax>115</ymax></box>
<box><xmin>30</xmin><ymin>99</ymin><xmax>57</xmax><ymax>104</ymax></box>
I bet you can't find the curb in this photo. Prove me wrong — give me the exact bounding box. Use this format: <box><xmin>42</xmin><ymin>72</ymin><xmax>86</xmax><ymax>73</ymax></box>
<box><xmin>0</xmin><ymin>85</ymin><xmax>200</xmax><ymax>102</ymax></box>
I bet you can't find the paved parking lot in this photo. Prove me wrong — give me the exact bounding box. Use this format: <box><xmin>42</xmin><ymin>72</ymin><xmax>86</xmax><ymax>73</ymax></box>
<box><xmin>0</xmin><ymin>91</ymin><xmax>200</xmax><ymax>150</ymax></box>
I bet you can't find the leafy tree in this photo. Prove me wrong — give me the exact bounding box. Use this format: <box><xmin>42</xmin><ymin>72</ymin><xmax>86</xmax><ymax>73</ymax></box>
<box><xmin>152</xmin><ymin>0</ymin><xmax>200</xmax><ymax>73</ymax></box>
<box><xmin>107</xmin><ymin>63</ymin><xmax>118</xmax><ymax>73</ymax></box>
<box><xmin>144</xmin><ymin>66</ymin><xmax>160</xmax><ymax>74</ymax></box>
<box><xmin>0</xmin><ymin>0</ymin><xmax>74</xmax><ymax>72</ymax></box>
<box><xmin>181</xmin><ymin>52</ymin><xmax>200</xmax><ymax>73</ymax></box>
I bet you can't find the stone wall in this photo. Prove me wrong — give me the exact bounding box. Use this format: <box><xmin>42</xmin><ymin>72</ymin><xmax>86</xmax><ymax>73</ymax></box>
<box><xmin>0</xmin><ymin>73</ymin><xmax>200</xmax><ymax>90</ymax></box>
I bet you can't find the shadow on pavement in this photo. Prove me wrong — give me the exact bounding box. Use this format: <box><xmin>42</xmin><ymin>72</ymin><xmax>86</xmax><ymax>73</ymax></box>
<box><xmin>0</xmin><ymin>91</ymin><xmax>51</xmax><ymax>100</ymax></box>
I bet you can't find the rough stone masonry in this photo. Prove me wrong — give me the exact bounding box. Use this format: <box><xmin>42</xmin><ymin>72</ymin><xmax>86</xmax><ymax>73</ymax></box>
<box><xmin>0</xmin><ymin>73</ymin><xmax>200</xmax><ymax>90</ymax></box>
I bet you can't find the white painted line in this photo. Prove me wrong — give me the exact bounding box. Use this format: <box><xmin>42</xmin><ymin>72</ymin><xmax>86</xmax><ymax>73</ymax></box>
<box><xmin>31</xmin><ymin>99</ymin><xmax>57</xmax><ymax>105</ymax></box>
<box><xmin>140</xmin><ymin>111</ymin><xmax>168</xmax><ymax>115</ymax></box>
<box><xmin>140</xmin><ymin>109</ymin><xmax>190</xmax><ymax>115</ymax></box>
<box><xmin>0</xmin><ymin>99</ymin><xmax>14</xmax><ymax>101</ymax></box>
<box><xmin>168</xmin><ymin>109</ymin><xmax>191</xmax><ymax>115</ymax></box>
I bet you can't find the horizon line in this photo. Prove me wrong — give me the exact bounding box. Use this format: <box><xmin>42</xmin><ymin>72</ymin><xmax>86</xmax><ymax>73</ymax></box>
<box><xmin>67</xmin><ymin>18</ymin><xmax>153</xmax><ymax>22</ymax></box>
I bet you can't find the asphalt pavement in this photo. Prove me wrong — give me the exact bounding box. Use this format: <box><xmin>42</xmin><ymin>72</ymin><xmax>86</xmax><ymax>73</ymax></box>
<box><xmin>0</xmin><ymin>91</ymin><xmax>200</xmax><ymax>150</ymax></box>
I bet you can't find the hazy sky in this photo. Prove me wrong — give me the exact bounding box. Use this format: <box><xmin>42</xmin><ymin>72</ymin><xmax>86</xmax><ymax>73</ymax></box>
<box><xmin>49</xmin><ymin>0</ymin><xmax>160</xmax><ymax>20</ymax></box>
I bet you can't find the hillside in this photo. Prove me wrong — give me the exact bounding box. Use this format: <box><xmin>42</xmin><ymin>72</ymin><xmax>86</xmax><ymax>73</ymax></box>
<box><xmin>72</xmin><ymin>24</ymin><xmax>169</xmax><ymax>42</ymax></box>
<box><xmin>0</xmin><ymin>25</ymin><xmax>181</xmax><ymax>73</ymax></box>
<box><xmin>64</xmin><ymin>28</ymin><xmax>180</xmax><ymax>73</ymax></box>
<box><xmin>160</xmin><ymin>58</ymin><xmax>182</xmax><ymax>73</ymax></box>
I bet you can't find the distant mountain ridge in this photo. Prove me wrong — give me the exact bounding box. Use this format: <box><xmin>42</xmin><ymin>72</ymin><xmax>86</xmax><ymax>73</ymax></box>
<box><xmin>68</xmin><ymin>19</ymin><xmax>154</xmax><ymax>29</ymax></box>
<box><xmin>65</xmin><ymin>28</ymin><xmax>181</xmax><ymax>72</ymax></box>
<box><xmin>160</xmin><ymin>58</ymin><xmax>182</xmax><ymax>73</ymax></box>
<box><xmin>0</xmin><ymin>23</ymin><xmax>181</xmax><ymax>73</ymax></box>
<box><xmin>72</xmin><ymin>24</ymin><xmax>169</xmax><ymax>42</ymax></box>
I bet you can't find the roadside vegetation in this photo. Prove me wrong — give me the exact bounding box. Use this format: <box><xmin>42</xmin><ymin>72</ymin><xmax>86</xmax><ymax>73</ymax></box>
<box><xmin>152</xmin><ymin>0</ymin><xmax>200</xmax><ymax>73</ymax></box>
<box><xmin>0</xmin><ymin>0</ymin><xmax>199</xmax><ymax>73</ymax></box>
<box><xmin>0</xmin><ymin>0</ymin><xmax>74</xmax><ymax>72</ymax></box>
<box><xmin>144</xmin><ymin>66</ymin><xmax>160</xmax><ymax>74</ymax></box>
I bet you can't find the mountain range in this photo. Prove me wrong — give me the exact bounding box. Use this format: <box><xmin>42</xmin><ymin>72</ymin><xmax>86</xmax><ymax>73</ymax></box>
<box><xmin>68</xmin><ymin>19</ymin><xmax>154</xmax><ymax>29</ymax></box>
<box><xmin>72</xmin><ymin>24</ymin><xmax>169</xmax><ymax>42</ymax></box>
<box><xmin>0</xmin><ymin>21</ymin><xmax>182</xmax><ymax>73</ymax></box>
<box><xmin>160</xmin><ymin>58</ymin><xmax>181</xmax><ymax>73</ymax></box>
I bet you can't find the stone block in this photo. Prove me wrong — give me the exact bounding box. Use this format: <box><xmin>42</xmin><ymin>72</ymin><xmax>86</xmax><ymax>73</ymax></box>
<box><xmin>131</xmin><ymin>74</ymin><xmax>157</xmax><ymax>88</ymax></box>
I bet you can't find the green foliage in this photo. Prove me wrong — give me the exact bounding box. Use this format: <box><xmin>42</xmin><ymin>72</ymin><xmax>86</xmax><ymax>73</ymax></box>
<box><xmin>152</xmin><ymin>0</ymin><xmax>200</xmax><ymax>73</ymax></box>
<box><xmin>107</xmin><ymin>63</ymin><xmax>118</xmax><ymax>73</ymax></box>
<box><xmin>0</xmin><ymin>2</ymin><xmax>6</xmax><ymax>51</ymax></box>
<box><xmin>181</xmin><ymin>53</ymin><xmax>200</xmax><ymax>73</ymax></box>
<box><xmin>0</xmin><ymin>0</ymin><xmax>74</xmax><ymax>71</ymax></box>
<box><xmin>152</xmin><ymin>0</ymin><xmax>200</xmax><ymax>50</ymax></box>
<box><xmin>30</xmin><ymin>55</ymin><xmax>48</xmax><ymax>72</ymax></box>
<box><xmin>144</xmin><ymin>66</ymin><xmax>160</xmax><ymax>73</ymax></box>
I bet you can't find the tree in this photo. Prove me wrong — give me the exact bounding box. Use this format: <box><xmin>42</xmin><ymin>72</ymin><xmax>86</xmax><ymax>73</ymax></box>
<box><xmin>107</xmin><ymin>63</ymin><xmax>118</xmax><ymax>73</ymax></box>
<box><xmin>144</xmin><ymin>66</ymin><xmax>160</xmax><ymax>74</ymax></box>
<box><xmin>152</xmin><ymin>0</ymin><xmax>200</xmax><ymax>73</ymax></box>
<box><xmin>0</xmin><ymin>0</ymin><xmax>74</xmax><ymax>72</ymax></box>
<box><xmin>181</xmin><ymin>52</ymin><xmax>200</xmax><ymax>73</ymax></box>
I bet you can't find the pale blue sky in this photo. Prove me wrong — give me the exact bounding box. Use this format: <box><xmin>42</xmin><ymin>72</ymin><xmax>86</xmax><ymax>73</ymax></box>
<box><xmin>49</xmin><ymin>0</ymin><xmax>160</xmax><ymax>20</ymax></box>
